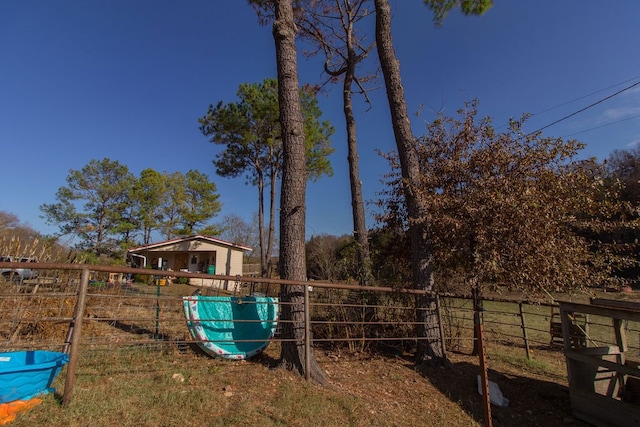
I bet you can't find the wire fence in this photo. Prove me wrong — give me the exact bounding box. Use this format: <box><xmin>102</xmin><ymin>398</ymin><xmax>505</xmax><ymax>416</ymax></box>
<box><xmin>2</xmin><ymin>263</ymin><xmax>640</xmax><ymax>404</ymax></box>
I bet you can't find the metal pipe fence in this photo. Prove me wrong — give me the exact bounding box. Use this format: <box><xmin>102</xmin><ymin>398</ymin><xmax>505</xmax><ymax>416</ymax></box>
<box><xmin>2</xmin><ymin>262</ymin><xmax>638</xmax><ymax>406</ymax></box>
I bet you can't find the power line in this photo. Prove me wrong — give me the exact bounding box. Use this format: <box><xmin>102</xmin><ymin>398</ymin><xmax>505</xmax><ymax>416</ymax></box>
<box><xmin>526</xmin><ymin>79</ymin><xmax>640</xmax><ymax>137</ymax></box>
<box><xmin>494</xmin><ymin>75</ymin><xmax>640</xmax><ymax>132</ymax></box>
<box><xmin>562</xmin><ymin>113</ymin><xmax>640</xmax><ymax>138</ymax></box>
<box><xmin>531</xmin><ymin>75</ymin><xmax>640</xmax><ymax>117</ymax></box>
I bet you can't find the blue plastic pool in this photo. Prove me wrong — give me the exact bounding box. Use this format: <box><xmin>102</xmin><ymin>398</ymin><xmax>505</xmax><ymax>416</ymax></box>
<box><xmin>0</xmin><ymin>350</ymin><xmax>69</xmax><ymax>403</ymax></box>
<box><xmin>183</xmin><ymin>295</ymin><xmax>278</xmax><ymax>360</ymax></box>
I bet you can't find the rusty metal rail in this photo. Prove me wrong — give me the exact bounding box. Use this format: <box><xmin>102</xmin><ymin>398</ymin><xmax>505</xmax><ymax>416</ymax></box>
<box><xmin>0</xmin><ymin>262</ymin><xmax>588</xmax><ymax>409</ymax></box>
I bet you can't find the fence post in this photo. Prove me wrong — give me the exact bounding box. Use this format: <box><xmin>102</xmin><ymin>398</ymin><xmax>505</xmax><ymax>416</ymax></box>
<box><xmin>62</xmin><ymin>267</ymin><xmax>90</xmax><ymax>408</ymax></box>
<box><xmin>472</xmin><ymin>287</ymin><xmax>482</xmax><ymax>356</ymax></box>
<box><xmin>435</xmin><ymin>293</ymin><xmax>447</xmax><ymax>360</ymax></box>
<box><xmin>304</xmin><ymin>284</ymin><xmax>311</xmax><ymax>382</ymax></box>
<box><xmin>519</xmin><ymin>303</ymin><xmax>531</xmax><ymax>360</ymax></box>
<box><xmin>155</xmin><ymin>277</ymin><xmax>161</xmax><ymax>340</ymax></box>
<box><xmin>475</xmin><ymin>308</ymin><xmax>493</xmax><ymax>427</ymax></box>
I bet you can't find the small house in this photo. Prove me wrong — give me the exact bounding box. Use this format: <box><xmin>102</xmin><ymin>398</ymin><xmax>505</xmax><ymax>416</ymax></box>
<box><xmin>127</xmin><ymin>235</ymin><xmax>252</xmax><ymax>289</ymax></box>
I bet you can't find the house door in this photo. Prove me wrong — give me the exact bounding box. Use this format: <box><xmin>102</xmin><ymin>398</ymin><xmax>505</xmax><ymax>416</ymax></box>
<box><xmin>175</xmin><ymin>253</ymin><xmax>189</xmax><ymax>271</ymax></box>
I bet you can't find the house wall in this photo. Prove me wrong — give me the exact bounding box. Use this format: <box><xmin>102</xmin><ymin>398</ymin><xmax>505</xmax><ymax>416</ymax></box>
<box><xmin>129</xmin><ymin>239</ymin><xmax>247</xmax><ymax>291</ymax></box>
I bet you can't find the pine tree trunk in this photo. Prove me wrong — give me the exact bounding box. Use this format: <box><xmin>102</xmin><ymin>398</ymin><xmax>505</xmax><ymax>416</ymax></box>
<box><xmin>273</xmin><ymin>0</ymin><xmax>328</xmax><ymax>384</ymax></box>
<box><xmin>267</xmin><ymin>168</ymin><xmax>278</xmax><ymax>278</ymax></box>
<box><xmin>374</xmin><ymin>0</ymin><xmax>445</xmax><ymax>365</ymax></box>
<box><xmin>258</xmin><ymin>175</ymin><xmax>268</xmax><ymax>278</ymax></box>
<box><xmin>344</xmin><ymin>29</ymin><xmax>372</xmax><ymax>287</ymax></box>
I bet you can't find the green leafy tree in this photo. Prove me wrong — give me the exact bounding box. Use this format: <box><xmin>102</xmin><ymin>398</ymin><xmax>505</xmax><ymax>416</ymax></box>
<box><xmin>111</xmin><ymin>196</ymin><xmax>141</xmax><ymax>253</ymax></box>
<box><xmin>134</xmin><ymin>168</ymin><xmax>167</xmax><ymax>245</ymax></box>
<box><xmin>178</xmin><ymin>170</ymin><xmax>222</xmax><ymax>236</ymax></box>
<box><xmin>40</xmin><ymin>158</ymin><xmax>135</xmax><ymax>257</ymax></box>
<box><xmin>199</xmin><ymin>78</ymin><xmax>334</xmax><ymax>278</ymax></box>
<box><xmin>158</xmin><ymin>171</ymin><xmax>221</xmax><ymax>239</ymax></box>
<box><xmin>159</xmin><ymin>172</ymin><xmax>185</xmax><ymax>240</ymax></box>
<box><xmin>426</xmin><ymin>0</ymin><xmax>493</xmax><ymax>25</ymax></box>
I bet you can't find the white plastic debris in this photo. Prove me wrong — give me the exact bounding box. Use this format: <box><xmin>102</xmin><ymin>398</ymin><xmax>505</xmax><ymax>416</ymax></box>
<box><xmin>477</xmin><ymin>375</ymin><xmax>509</xmax><ymax>407</ymax></box>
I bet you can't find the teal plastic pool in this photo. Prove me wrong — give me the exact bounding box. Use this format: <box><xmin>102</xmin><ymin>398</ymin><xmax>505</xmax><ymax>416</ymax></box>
<box><xmin>183</xmin><ymin>295</ymin><xmax>278</xmax><ymax>359</ymax></box>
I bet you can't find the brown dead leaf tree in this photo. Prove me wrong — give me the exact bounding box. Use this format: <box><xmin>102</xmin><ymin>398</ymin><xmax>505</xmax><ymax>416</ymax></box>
<box><xmin>373</xmin><ymin>0</ymin><xmax>493</xmax><ymax>366</ymax></box>
<box><xmin>379</xmin><ymin>101</ymin><xmax>616</xmax><ymax>299</ymax></box>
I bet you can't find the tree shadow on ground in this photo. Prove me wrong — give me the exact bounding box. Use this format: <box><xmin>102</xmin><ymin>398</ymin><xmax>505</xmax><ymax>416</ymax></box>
<box><xmin>247</xmin><ymin>349</ymin><xmax>280</xmax><ymax>369</ymax></box>
<box><xmin>177</xmin><ymin>337</ymin><xmax>281</xmax><ymax>368</ymax></box>
<box><xmin>413</xmin><ymin>357</ymin><xmax>589</xmax><ymax>427</ymax></box>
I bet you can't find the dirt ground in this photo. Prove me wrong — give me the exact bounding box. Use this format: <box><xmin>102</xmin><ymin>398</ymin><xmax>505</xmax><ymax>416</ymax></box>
<box><xmin>3</xmin><ymin>323</ymin><xmax>594</xmax><ymax>427</ymax></box>
<box><xmin>308</xmin><ymin>346</ymin><xmax>588</xmax><ymax>427</ymax></box>
<box><xmin>3</xmin><ymin>281</ymin><xmax>617</xmax><ymax>426</ymax></box>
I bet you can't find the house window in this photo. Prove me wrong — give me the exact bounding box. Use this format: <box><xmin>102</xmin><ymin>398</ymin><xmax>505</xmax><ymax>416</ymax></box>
<box><xmin>190</xmin><ymin>256</ymin><xmax>197</xmax><ymax>264</ymax></box>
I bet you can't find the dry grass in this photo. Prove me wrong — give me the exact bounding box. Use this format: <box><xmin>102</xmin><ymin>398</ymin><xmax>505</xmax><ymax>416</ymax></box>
<box><xmin>5</xmin><ymin>338</ymin><xmax>591</xmax><ymax>427</ymax></box>
<box><xmin>3</xmin><ymin>271</ymin><xmax>630</xmax><ymax>426</ymax></box>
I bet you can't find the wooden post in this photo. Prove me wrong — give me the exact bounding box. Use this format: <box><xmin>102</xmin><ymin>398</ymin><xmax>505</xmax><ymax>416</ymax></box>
<box><xmin>62</xmin><ymin>268</ymin><xmax>90</xmax><ymax>408</ymax></box>
<box><xmin>304</xmin><ymin>284</ymin><xmax>311</xmax><ymax>382</ymax></box>
<box><xmin>435</xmin><ymin>293</ymin><xmax>447</xmax><ymax>360</ymax></box>
<box><xmin>613</xmin><ymin>318</ymin><xmax>627</xmax><ymax>388</ymax></box>
<box><xmin>476</xmin><ymin>310</ymin><xmax>493</xmax><ymax>427</ymax></box>
<box><xmin>472</xmin><ymin>286</ymin><xmax>482</xmax><ymax>356</ymax></box>
<box><xmin>519</xmin><ymin>303</ymin><xmax>531</xmax><ymax>360</ymax></box>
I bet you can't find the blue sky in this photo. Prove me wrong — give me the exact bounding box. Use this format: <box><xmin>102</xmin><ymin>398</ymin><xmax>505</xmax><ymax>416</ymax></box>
<box><xmin>2</xmin><ymin>1</ymin><xmax>640</xmax><ymax>242</ymax></box>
